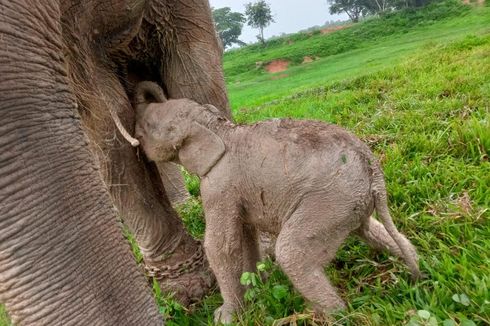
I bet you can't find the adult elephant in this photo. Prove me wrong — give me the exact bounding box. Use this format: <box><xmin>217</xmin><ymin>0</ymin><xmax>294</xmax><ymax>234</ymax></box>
<box><xmin>0</xmin><ymin>0</ymin><xmax>229</xmax><ymax>324</ymax></box>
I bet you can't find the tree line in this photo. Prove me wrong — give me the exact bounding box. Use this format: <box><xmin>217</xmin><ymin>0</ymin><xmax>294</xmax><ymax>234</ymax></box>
<box><xmin>327</xmin><ymin>0</ymin><xmax>435</xmax><ymax>22</ymax></box>
<box><xmin>213</xmin><ymin>0</ymin><xmax>440</xmax><ymax>49</ymax></box>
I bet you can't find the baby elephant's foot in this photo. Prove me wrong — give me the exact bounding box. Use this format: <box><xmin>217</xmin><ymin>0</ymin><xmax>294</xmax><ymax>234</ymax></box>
<box><xmin>214</xmin><ymin>304</ymin><xmax>236</xmax><ymax>325</ymax></box>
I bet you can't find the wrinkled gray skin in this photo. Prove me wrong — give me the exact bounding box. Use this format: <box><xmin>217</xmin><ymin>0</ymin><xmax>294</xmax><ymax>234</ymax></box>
<box><xmin>1</xmin><ymin>0</ymin><xmax>229</xmax><ymax>324</ymax></box>
<box><xmin>135</xmin><ymin>82</ymin><xmax>422</xmax><ymax>324</ymax></box>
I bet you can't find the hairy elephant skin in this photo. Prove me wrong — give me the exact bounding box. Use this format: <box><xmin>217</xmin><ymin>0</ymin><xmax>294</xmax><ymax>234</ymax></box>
<box><xmin>134</xmin><ymin>85</ymin><xmax>422</xmax><ymax>324</ymax></box>
<box><xmin>61</xmin><ymin>0</ymin><xmax>229</xmax><ymax>299</ymax></box>
<box><xmin>1</xmin><ymin>0</ymin><xmax>229</xmax><ymax>324</ymax></box>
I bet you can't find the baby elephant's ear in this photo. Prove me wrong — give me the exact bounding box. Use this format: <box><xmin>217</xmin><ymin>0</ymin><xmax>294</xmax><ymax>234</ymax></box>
<box><xmin>178</xmin><ymin>122</ymin><xmax>225</xmax><ymax>177</ymax></box>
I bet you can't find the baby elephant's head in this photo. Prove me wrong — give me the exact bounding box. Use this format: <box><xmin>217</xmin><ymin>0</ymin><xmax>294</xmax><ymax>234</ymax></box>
<box><xmin>134</xmin><ymin>82</ymin><xmax>191</xmax><ymax>162</ymax></box>
<box><xmin>134</xmin><ymin>82</ymin><xmax>225</xmax><ymax>176</ymax></box>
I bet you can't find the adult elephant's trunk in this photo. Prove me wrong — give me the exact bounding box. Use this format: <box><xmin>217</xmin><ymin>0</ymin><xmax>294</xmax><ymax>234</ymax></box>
<box><xmin>0</xmin><ymin>1</ymin><xmax>161</xmax><ymax>324</ymax></box>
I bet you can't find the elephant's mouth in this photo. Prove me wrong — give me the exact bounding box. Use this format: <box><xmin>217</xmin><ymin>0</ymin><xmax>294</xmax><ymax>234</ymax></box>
<box><xmin>124</xmin><ymin>60</ymin><xmax>168</xmax><ymax>103</ymax></box>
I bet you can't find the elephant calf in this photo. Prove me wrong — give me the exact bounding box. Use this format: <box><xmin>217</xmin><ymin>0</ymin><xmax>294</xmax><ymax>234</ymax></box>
<box><xmin>133</xmin><ymin>82</ymin><xmax>422</xmax><ymax>324</ymax></box>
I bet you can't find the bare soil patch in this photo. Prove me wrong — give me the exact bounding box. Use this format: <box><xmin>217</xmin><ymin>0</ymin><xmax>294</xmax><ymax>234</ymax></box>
<box><xmin>463</xmin><ymin>0</ymin><xmax>485</xmax><ymax>4</ymax></box>
<box><xmin>321</xmin><ymin>25</ymin><xmax>351</xmax><ymax>35</ymax></box>
<box><xmin>302</xmin><ymin>56</ymin><xmax>314</xmax><ymax>64</ymax></box>
<box><xmin>265</xmin><ymin>59</ymin><xmax>290</xmax><ymax>73</ymax></box>
<box><xmin>270</xmin><ymin>73</ymin><xmax>289</xmax><ymax>80</ymax></box>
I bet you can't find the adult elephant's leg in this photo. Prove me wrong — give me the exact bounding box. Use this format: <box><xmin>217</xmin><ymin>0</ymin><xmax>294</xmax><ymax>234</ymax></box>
<box><xmin>69</xmin><ymin>64</ymin><xmax>213</xmax><ymax>305</ymax></box>
<box><xmin>59</xmin><ymin>0</ymin><xmax>216</xmax><ymax>304</ymax></box>
<box><xmin>0</xmin><ymin>1</ymin><xmax>161</xmax><ymax>324</ymax></box>
<box><xmin>158</xmin><ymin>162</ymin><xmax>191</xmax><ymax>207</ymax></box>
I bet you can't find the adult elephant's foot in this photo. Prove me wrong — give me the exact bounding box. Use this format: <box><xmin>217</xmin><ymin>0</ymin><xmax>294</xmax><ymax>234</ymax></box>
<box><xmin>144</xmin><ymin>235</ymin><xmax>215</xmax><ymax>306</ymax></box>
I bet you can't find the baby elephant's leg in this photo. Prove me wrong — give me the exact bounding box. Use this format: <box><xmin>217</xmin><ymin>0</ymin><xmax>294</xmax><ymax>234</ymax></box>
<box><xmin>357</xmin><ymin>216</ymin><xmax>420</xmax><ymax>277</ymax></box>
<box><xmin>203</xmin><ymin>208</ymin><xmax>246</xmax><ymax>324</ymax></box>
<box><xmin>275</xmin><ymin>209</ymin><xmax>350</xmax><ymax>313</ymax></box>
<box><xmin>356</xmin><ymin>216</ymin><xmax>403</xmax><ymax>256</ymax></box>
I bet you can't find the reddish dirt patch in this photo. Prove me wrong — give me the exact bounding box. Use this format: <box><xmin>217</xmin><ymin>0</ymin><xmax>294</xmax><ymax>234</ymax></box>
<box><xmin>321</xmin><ymin>25</ymin><xmax>351</xmax><ymax>35</ymax></box>
<box><xmin>265</xmin><ymin>59</ymin><xmax>289</xmax><ymax>73</ymax></box>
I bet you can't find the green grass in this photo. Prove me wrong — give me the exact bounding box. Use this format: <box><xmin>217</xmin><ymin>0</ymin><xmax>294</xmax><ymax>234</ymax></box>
<box><xmin>0</xmin><ymin>306</ymin><xmax>10</xmax><ymax>326</ymax></box>
<box><xmin>166</xmin><ymin>15</ymin><xmax>490</xmax><ymax>326</ymax></box>
<box><xmin>1</xmin><ymin>3</ymin><xmax>489</xmax><ymax>325</ymax></box>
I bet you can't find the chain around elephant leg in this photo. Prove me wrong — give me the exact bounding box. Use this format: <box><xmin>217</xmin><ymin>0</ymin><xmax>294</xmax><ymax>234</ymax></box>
<box><xmin>143</xmin><ymin>233</ymin><xmax>215</xmax><ymax>306</ymax></box>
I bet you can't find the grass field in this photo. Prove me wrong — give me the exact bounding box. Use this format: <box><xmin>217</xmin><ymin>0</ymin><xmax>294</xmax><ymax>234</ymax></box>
<box><xmin>164</xmin><ymin>3</ymin><xmax>490</xmax><ymax>325</ymax></box>
<box><xmin>1</xmin><ymin>2</ymin><xmax>488</xmax><ymax>325</ymax></box>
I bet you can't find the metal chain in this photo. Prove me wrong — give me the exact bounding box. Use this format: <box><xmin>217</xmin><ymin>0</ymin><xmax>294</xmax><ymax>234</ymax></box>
<box><xmin>144</xmin><ymin>243</ymin><xmax>205</xmax><ymax>280</ymax></box>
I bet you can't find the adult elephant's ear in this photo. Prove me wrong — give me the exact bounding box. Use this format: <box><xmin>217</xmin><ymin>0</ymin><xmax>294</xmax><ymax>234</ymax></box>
<box><xmin>135</xmin><ymin>81</ymin><xmax>166</xmax><ymax>119</ymax></box>
<box><xmin>178</xmin><ymin>122</ymin><xmax>225</xmax><ymax>177</ymax></box>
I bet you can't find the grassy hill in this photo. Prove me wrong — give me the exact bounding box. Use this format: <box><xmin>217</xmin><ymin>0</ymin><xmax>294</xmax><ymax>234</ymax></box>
<box><xmin>1</xmin><ymin>1</ymin><xmax>489</xmax><ymax>325</ymax></box>
<box><xmin>224</xmin><ymin>0</ymin><xmax>471</xmax><ymax>79</ymax></box>
<box><xmin>225</xmin><ymin>0</ymin><xmax>489</xmax><ymax>110</ymax></box>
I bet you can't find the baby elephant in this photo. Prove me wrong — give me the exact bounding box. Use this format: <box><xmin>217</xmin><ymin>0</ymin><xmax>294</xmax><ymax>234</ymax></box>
<box><xmin>134</xmin><ymin>81</ymin><xmax>422</xmax><ymax>324</ymax></box>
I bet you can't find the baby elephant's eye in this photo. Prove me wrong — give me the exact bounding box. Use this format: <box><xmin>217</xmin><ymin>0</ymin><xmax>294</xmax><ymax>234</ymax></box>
<box><xmin>167</xmin><ymin>126</ymin><xmax>176</xmax><ymax>133</ymax></box>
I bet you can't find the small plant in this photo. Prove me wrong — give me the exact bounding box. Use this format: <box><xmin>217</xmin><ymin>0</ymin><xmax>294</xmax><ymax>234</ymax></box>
<box><xmin>406</xmin><ymin>310</ymin><xmax>438</xmax><ymax>326</ymax></box>
<box><xmin>122</xmin><ymin>226</ymin><xmax>143</xmax><ymax>264</ymax></box>
<box><xmin>152</xmin><ymin>279</ymin><xmax>189</xmax><ymax>325</ymax></box>
<box><xmin>239</xmin><ymin>260</ymin><xmax>305</xmax><ymax>323</ymax></box>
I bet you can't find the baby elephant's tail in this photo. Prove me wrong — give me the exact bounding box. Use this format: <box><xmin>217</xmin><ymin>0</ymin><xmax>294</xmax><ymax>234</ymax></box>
<box><xmin>371</xmin><ymin>163</ymin><xmax>423</xmax><ymax>280</ymax></box>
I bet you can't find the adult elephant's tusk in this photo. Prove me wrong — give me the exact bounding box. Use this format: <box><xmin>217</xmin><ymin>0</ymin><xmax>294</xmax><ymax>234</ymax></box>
<box><xmin>109</xmin><ymin>108</ymin><xmax>140</xmax><ymax>147</ymax></box>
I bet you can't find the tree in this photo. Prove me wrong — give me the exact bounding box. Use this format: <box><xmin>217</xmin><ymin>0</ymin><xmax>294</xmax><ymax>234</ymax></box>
<box><xmin>367</xmin><ymin>0</ymin><xmax>392</xmax><ymax>13</ymax></box>
<box><xmin>327</xmin><ymin>0</ymin><xmax>434</xmax><ymax>20</ymax></box>
<box><xmin>212</xmin><ymin>7</ymin><xmax>247</xmax><ymax>49</ymax></box>
<box><xmin>327</xmin><ymin>0</ymin><xmax>369</xmax><ymax>22</ymax></box>
<box><xmin>245</xmin><ymin>1</ymin><xmax>275</xmax><ymax>44</ymax></box>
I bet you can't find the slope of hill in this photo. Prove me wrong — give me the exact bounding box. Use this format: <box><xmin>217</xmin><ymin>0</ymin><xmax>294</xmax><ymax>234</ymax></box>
<box><xmin>225</xmin><ymin>1</ymin><xmax>490</xmax><ymax>110</ymax></box>
<box><xmin>225</xmin><ymin>0</ymin><xmax>468</xmax><ymax>76</ymax></box>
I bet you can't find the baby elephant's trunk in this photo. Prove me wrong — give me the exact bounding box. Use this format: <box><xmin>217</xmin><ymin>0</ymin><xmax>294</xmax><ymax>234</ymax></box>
<box><xmin>106</xmin><ymin>82</ymin><xmax>167</xmax><ymax>148</ymax></box>
<box><xmin>371</xmin><ymin>164</ymin><xmax>423</xmax><ymax>280</ymax></box>
<box><xmin>134</xmin><ymin>82</ymin><xmax>167</xmax><ymax>112</ymax></box>
<box><xmin>110</xmin><ymin>81</ymin><xmax>167</xmax><ymax>148</ymax></box>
